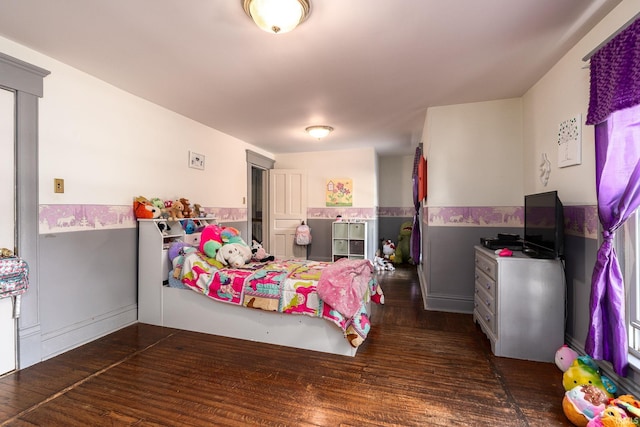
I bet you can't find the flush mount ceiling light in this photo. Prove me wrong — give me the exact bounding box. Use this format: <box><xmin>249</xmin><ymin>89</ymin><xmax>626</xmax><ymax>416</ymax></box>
<box><xmin>305</xmin><ymin>125</ymin><xmax>334</xmax><ymax>140</ymax></box>
<box><xmin>242</xmin><ymin>0</ymin><xmax>311</xmax><ymax>34</ymax></box>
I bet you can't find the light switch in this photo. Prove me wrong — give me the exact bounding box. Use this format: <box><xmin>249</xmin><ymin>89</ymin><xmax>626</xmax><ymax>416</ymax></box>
<box><xmin>54</xmin><ymin>178</ymin><xmax>64</xmax><ymax>193</ymax></box>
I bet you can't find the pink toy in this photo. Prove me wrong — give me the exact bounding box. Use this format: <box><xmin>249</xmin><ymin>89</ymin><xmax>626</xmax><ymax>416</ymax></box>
<box><xmin>199</xmin><ymin>224</ymin><xmax>223</xmax><ymax>258</ymax></box>
<box><xmin>556</xmin><ymin>344</ymin><xmax>579</xmax><ymax>372</ymax></box>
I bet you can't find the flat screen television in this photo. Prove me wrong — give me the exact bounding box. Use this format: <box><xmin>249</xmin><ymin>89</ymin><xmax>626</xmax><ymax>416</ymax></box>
<box><xmin>523</xmin><ymin>191</ymin><xmax>564</xmax><ymax>259</ymax></box>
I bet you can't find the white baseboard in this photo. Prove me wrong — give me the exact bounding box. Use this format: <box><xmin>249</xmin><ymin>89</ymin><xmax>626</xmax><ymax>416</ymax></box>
<box><xmin>18</xmin><ymin>323</ymin><xmax>41</xmax><ymax>369</ymax></box>
<box><xmin>41</xmin><ymin>304</ymin><xmax>137</xmax><ymax>361</ymax></box>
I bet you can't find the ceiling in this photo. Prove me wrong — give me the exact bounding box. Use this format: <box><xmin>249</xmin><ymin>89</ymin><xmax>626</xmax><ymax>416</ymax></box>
<box><xmin>0</xmin><ymin>0</ymin><xmax>622</xmax><ymax>155</ymax></box>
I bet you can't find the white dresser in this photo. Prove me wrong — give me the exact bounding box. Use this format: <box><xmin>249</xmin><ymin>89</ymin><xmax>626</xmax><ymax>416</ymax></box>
<box><xmin>473</xmin><ymin>245</ymin><xmax>565</xmax><ymax>363</ymax></box>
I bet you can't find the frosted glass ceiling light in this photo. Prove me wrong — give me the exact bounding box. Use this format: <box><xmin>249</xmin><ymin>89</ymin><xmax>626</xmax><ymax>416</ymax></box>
<box><xmin>242</xmin><ymin>0</ymin><xmax>310</xmax><ymax>34</ymax></box>
<box><xmin>305</xmin><ymin>125</ymin><xmax>333</xmax><ymax>140</ymax></box>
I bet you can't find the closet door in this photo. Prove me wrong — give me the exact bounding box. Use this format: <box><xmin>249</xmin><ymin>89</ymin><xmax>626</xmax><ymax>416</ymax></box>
<box><xmin>0</xmin><ymin>87</ymin><xmax>16</xmax><ymax>375</ymax></box>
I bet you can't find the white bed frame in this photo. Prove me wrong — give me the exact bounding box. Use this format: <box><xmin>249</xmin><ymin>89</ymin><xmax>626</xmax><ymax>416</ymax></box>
<box><xmin>137</xmin><ymin>218</ymin><xmax>360</xmax><ymax>356</ymax></box>
<box><xmin>139</xmin><ymin>283</ymin><xmax>360</xmax><ymax>357</ymax></box>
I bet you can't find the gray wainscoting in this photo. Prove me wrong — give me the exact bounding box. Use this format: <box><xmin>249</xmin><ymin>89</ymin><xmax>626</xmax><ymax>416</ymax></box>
<box><xmin>422</xmin><ymin>226</ymin><xmax>523</xmax><ymax>313</ymax></box>
<box><xmin>37</xmin><ymin>228</ymin><xmax>138</xmax><ymax>360</ymax></box>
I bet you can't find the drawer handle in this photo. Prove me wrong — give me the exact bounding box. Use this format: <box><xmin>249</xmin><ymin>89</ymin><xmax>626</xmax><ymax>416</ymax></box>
<box><xmin>486</xmin><ymin>283</ymin><xmax>492</xmax><ymax>290</ymax></box>
<box><xmin>485</xmin><ymin>266</ymin><xmax>491</xmax><ymax>272</ymax></box>
<box><xmin>485</xmin><ymin>299</ymin><xmax>490</xmax><ymax>307</ymax></box>
<box><xmin>485</xmin><ymin>315</ymin><xmax>491</xmax><ymax>322</ymax></box>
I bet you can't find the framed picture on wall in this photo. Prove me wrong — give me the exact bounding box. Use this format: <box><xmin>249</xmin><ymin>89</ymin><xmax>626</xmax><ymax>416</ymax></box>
<box><xmin>189</xmin><ymin>151</ymin><xmax>205</xmax><ymax>170</ymax></box>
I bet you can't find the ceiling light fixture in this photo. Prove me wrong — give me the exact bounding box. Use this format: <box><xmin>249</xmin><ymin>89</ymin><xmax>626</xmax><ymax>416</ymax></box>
<box><xmin>242</xmin><ymin>0</ymin><xmax>311</xmax><ymax>34</ymax></box>
<box><xmin>305</xmin><ymin>125</ymin><xmax>333</xmax><ymax>140</ymax></box>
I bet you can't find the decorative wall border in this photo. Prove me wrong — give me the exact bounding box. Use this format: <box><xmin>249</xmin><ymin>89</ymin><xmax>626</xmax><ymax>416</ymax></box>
<box><xmin>377</xmin><ymin>207</ymin><xmax>414</xmax><ymax>217</ymax></box>
<box><xmin>38</xmin><ymin>204</ymin><xmax>248</xmax><ymax>234</ymax></box>
<box><xmin>307</xmin><ymin>207</ymin><xmax>376</xmax><ymax>220</ymax></box>
<box><xmin>423</xmin><ymin>205</ymin><xmax>598</xmax><ymax>240</ymax></box>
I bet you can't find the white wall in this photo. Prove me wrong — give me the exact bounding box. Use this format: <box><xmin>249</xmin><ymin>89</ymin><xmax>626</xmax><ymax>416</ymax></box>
<box><xmin>523</xmin><ymin>0</ymin><xmax>640</xmax><ymax>205</ymax></box>
<box><xmin>378</xmin><ymin>155</ymin><xmax>414</xmax><ymax>208</ymax></box>
<box><xmin>275</xmin><ymin>147</ymin><xmax>378</xmax><ymax>208</ymax></box>
<box><xmin>0</xmin><ymin>35</ymin><xmax>273</xmax><ymax>208</ymax></box>
<box><xmin>424</xmin><ymin>98</ymin><xmax>524</xmax><ymax>206</ymax></box>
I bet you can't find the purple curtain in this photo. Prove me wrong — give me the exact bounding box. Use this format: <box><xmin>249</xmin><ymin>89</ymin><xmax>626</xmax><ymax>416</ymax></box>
<box><xmin>585</xmin><ymin>17</ymin><xmax>640</xmax><ymax>377</ymax></box>
<box><xmin>410</xmin><ymin>146</ymin><xmax>422</xmax><ymax>264</ymax></box>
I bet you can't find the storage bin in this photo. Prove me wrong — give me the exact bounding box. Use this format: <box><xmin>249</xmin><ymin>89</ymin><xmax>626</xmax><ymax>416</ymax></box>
<box><xmin>349</xmin><ymin>223</ymin><xmax>365</xmax><ymax>239</ymax></box>
<box><xmin>333</xmin><ymin>223</ymin><xmax>348</xmax><ymax>239</ymax></box>
<box><xmin>349</xmin><ymin>240</ymin><xmax>365</xmax><ymax>255</ymax></box>
<box><xmin>333</xmin><ymin>239</ymin><xmax>348</xmax><ymax>255</ymax></box>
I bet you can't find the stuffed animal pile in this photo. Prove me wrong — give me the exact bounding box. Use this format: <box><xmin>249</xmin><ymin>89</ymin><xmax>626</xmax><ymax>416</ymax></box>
<box><xmin>556</xmin><ymin>345</ymin><xmax>640</xmax><ymax>426</ymax></box>
<box><xmin>199</xmin><ymin>224</ymin><xmax>252</xmax><ymax>268</ymax></box>
<box><xmin>132</xmin><ymin>196</ymin><xmax>211</xmax><ymax>220</ymax></box>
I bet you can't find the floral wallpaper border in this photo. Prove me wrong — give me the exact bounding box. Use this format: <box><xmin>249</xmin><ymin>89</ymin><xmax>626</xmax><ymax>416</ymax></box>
<box><xmin>39</xmin><ymin>204</ymin><xmax>248</xmax><ymax>234</ymax></box>
<box><xmin>307</xmin><ymin>207</ymin><xmax>376</xmax><ymax>220</ymax></box>
<box><xmin>424</xmin><ymin>205</ymin><xmax>598</xmax><ymax>240</ymax></box>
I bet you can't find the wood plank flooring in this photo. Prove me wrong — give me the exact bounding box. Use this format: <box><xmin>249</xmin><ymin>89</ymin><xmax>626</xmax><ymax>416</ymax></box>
<box><xmin>0</xmin><ymin>266</ymin><xmax>571</xmax><ymax>426</ymax></box>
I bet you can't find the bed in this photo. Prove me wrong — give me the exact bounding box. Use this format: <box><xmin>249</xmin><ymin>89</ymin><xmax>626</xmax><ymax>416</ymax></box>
<box><xmin>138</xmin><ymin>245</ymin><xmax>384</xmax><ymax>357</ymax></box>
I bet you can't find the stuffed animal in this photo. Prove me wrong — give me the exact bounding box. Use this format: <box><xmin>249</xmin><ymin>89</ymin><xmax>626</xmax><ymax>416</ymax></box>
<box><xmin>563</xmin><ymin>356</ymin><xmax>617</xmax><ymax>398</ymax></box>
<box><xmin>586</xmin><ymin>395</ymin><xmax>640</xmax><ymax>427</ymax></box>
<box><xmin>180</xmin><ymin>198</ymin><xmax>192</xmax><ymax>218</ymax></box>
<box><xmin>216</xmin><ymin>243</ymin><xmax>252</xmax><ymax>268</ymax></box>
<box><xmin>394</xmin><ymin>221</ymin><xmax>413</xmax><ymax>264</ymax></box>
<box><xmin>382</xmin><ymin>240</ymin><xmax>396</xmax><ymax>262</ymax></box>
<box><xmin>167</xmin><ymin>199</ymin><xmax>184</xmax><ymax>221</ymax></box>
<box><xmin>193</xmin><ymin>203</ymin><xmax>203</xmax><ymax>218</ymax></box>
<box><xmin>563</xmin><ymin>384</ymin><xmax>609</xmax><ymax>427</ymax></box>
<box><xmin>374</xmin><ymin>251</ymin><xmax>395</xmax><ymax>271</ymax></box>
<box><xmin>199</xmin><ymin>224</ymin><xmax>224</xmax><ymax>258</ymax></box>
<box><xmin>251</xmin><ymin>240</ymin><xmax>274</xmax><ymax>262</ymax></box>
<box><xmin>133</xmin><ymin>196</ymin><xmax>162</xmax><ymax>219</ymax></box>
<box><xmin>556</xmin><ymin>345</ymin><xmax>579</xmax><ymax>372</ymax></box>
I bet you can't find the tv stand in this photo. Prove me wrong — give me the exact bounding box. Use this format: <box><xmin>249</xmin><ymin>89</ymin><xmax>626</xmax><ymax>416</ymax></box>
<box><xmin>473</xmin><ymin>246</ymin><xmax>565</xmax><ymax>362</ymax></box>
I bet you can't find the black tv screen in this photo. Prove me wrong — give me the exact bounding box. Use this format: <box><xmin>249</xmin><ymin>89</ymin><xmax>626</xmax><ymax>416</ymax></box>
<box><xmin>523</xmin><ymin>191</ymin><xmax>564</xmax><ymax>259</ymax></box>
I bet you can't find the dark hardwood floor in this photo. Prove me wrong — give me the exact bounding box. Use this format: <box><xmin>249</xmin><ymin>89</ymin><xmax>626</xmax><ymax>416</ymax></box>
<box><xmin>0</xmin><ymin>265</ymin><xmax>571</xmax><ymax>426</ymax></box>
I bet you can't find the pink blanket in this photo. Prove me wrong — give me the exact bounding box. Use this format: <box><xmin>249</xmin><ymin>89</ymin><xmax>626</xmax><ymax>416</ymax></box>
<box><xmin>316</xmin><ymin>258</ymin><xmax>373</xmax><ymax>318</ymax></box>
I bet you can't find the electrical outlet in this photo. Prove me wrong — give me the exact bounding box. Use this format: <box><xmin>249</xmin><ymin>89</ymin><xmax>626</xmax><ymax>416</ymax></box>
<box><xmin>54</xmin><ymin>178</ymin><xmax>64</xmax><ymax>193</ymax></box>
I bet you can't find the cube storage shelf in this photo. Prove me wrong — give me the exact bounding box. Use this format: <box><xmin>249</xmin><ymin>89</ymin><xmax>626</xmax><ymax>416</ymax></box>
<box><xmin>332</xmin><ymin>221</ymin><xmax>368</xmax><ymax>262</ymax></box>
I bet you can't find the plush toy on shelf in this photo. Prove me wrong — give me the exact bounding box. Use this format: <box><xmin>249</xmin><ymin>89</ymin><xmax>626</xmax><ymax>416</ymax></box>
<box><xmin>180</xmin><ymin>198</ymin><xmax>193</xmax><ymax>218</ymax></box>
<box><xmin>133</xmin><ymin>196</ymin><xmax>162</xmax><ymax>219</ymax></box>
<box><xmin>167</xmin><ymin>199</ymin><xmax>185</xmax><ymax>221</ymax></box>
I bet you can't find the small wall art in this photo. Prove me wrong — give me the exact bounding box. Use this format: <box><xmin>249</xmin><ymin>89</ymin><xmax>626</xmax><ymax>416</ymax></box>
<box><xmin>189</xmin><ymin>151</ymin><xmax>205</xmax><ymax>170</ymax></box>
<box><xmin>326</xmin><ymin>178</ymin><xmax>353</xmax><ymax>207</ymax></box>
<box><xmin>558</xmin><ymin>114</ymin><xmax>582</xmax><ymax>168</ymax></box>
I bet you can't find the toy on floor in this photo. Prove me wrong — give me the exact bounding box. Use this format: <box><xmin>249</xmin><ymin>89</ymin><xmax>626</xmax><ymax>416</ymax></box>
<box><xmin>382</xmin><ymin>240</ymin><xmax>396</xmax><ymax>262</ymax></box>
<box><xmin>556</xmin><ymin>344</ymin><xmax>579</xmax><ymax>372</ymax></box>
<box><xmin>373</xmin><ymin>251</ymin><xmax>395</xmax><ymax>271</ymax></box>
<box><xmin>586</xmin><ymin>395</ymin><xmax>640</xmax><ymax>426</ymax></box>
<box><xmin>563</xmin><ymin>356</ymin><xmax>617</xmax><ymax>398</ymax></box>
<box><xmin>251</xmin><ymin>240</ymin><xmax>275</xmax><ymax>262</ymax></box>
<box><xmin>394</xmin><ymin>221</ymin><xmax>413</xmax><ymax>264</ymax></box>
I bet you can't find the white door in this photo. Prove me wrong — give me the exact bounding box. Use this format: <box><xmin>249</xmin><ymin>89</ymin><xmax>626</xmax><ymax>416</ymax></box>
<box><xmin>269</xmin><ymin>169</ymin><xmax>307</xmax><ymax>260</ymax></box>
<box><xmin>0</xmin><ymin>87</ymin><xmax>16</xmax><ymax>375</ymax></box>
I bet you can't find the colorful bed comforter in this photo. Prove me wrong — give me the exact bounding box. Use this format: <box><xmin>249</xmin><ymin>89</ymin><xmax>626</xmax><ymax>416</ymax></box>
<box><xmin>174</xmin><ymin>251</ymin><xmax>384</xmax><ymax>348</ymax></box>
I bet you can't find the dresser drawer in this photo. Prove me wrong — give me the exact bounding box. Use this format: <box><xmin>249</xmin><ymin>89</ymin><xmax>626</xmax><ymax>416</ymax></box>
<box><xmin>475</xmin><ymin>281</ymin><xmax>495</xmax><ymax>314</ymax></box>
<box><xmin>475</xmin><ymin>296</ymin><xmax>496</xmax><ymax>335</ymax></box>
<box><xmin>475</xmin><ymin>267</ymin><xmax>496</xmax><ymax>300</ymax></box>
<box><xmin>475</xmin><ymin>252</ymin><xmax>496</xmax><ymax>280</ymax></box>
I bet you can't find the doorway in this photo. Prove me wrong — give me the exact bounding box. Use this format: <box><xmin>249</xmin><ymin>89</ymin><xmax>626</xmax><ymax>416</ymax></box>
<box><xmin>246</xmin><ymin>151</ymin><xmax>274</xmax><ymax>249</ymax></box>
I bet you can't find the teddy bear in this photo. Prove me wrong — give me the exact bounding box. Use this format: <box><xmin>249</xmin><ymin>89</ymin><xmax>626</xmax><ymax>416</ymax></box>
<box><xmin>167</xmin><ymin>199</ymin><xmax>184</xmax><ymax>221</ymax></box>
<box><xmin>180</xmin><ymin>198</ymin><xmax>193</xmax><ymax>218</ymax></box>
<box><xmin>251</xmin><ymin>240</ymin><xmax>275</xmax><ymax>262</ymax></box>
<box><xmin>193</xmin><ymin>203</ymin><xmax>203</xmax><ymax>218</ymax></box>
